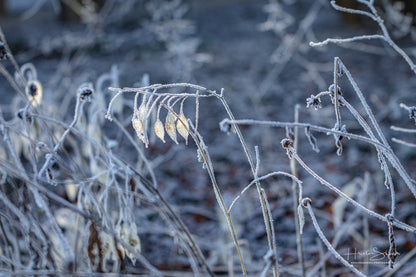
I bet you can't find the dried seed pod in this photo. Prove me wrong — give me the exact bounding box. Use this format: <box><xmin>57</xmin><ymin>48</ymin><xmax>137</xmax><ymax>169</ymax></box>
<box><xmin>126</xmin><ymin>222</ymin><xmax>141</xmax><ymax>265</ymax></box>
<box><xmin>65</xmin><ymin>184</ymin><xmax>78</xmax><ymax>202</ymax></box>
<box><xmin>154</xmin><ymin>118</ymin><xmax>165</xmax><ymax>142</ymax></box>
<box><xmin>115</xmin><ymin>224</ymin><xmax>126</xmax><ymax>260</ymax></box>
<box><xmin>165</xmin><ymin>111</ymin><xmax>178</xmax><ymax>144</ymax></box>
<box><xmin>132</xmin><ymin>117</ymin><xmax>145</xmax><ymax>143</ymax></box>
<box><xmin>176</xmin><ymin>111</ymin><xmax>189</xmax><ymax>144</ymax></box>
<box><xmin>99</xmin><ymin>232</ymin><xmax>115</xmax><ymax>263</ymax></box>
<box><xmin>26</xmin><ymin>80</ymin><xmax>42</xmax><ymax>106</ymax></box>
<box><xmin>116</xmin><ymin>222</ymin><xmax>141</xmax><ymax>265</ymax></box>
<box><xmin>138</xmin><ymin>103</ymin><xmax>146</xmax><ymax>119</ymax></box>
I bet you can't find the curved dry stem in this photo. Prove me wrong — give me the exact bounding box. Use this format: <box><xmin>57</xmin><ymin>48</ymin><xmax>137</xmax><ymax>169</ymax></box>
<box><xmin>303</xmin><ymin>199</ymin><xmax>367</xmax><ymax>277</ymax></box>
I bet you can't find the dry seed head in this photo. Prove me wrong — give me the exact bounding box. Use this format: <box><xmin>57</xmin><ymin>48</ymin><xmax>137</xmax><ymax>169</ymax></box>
<box><xmin>154</xmin><ymin>118</ymin><xmax>165</xmax><ymax>142</ymax></box>
<box><xmin>301</xmin><ymin>197</ymin><xmax>312</xmax><ymax>207</ymax></box>
<box><xmin>165</xmin><ymin>111</ymin><xmax>178</xmax><ymax>144</ymax></box>
<box><xmin>26</xmin><ymin>80</ymin><xmax>42</xmax><ymax>106</ymax></box>
<box><xmin>79</xmin><ymin>86</ymin><xmax>93</xmax><ymax>101</ymax></box>
<box><xmin>176</xmin><ymin>111</ymin><xmax>189</xmax><ymax>144</ymax></box>
<box><xmin>281</xmin><ymin>138</ymin><xmax>292</xmax><ymax>148</ymax></box>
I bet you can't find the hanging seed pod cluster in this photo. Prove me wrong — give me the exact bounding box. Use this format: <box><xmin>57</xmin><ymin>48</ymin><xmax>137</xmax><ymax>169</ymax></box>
<box><xmin>106</xmin><ymin>83</ymin><xmax>217</xmax><ymax>147</ymax></box>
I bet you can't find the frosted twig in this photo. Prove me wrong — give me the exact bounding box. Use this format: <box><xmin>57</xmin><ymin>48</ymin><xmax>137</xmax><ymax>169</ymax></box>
<box><xmin>261</xmin><ymin>188</ymin><xmax>280</xmax><ymax>277</ymax></box>
<box><xmin>281</xmin><ymin>142</ymin><xmax>416</xmax><ymax>232</ymax></box>
<box><xmin>311</xmin><ymin>1</ymin><xmax>416</xmax><ymax>73</ymax></box>
<box><xmin>220</xmin><ymin>119</ymin><xmax>388</xmax><ymax>151</ymax></box>
<box><xmin>290</xmin><ymin>104</ymin><xmax>306</xmax><ymax>277</ymax></box>
<box><xmin>391</xmin><ymin>126</ymin><xmax>416</xmax><ymax>133</ymax></box>
<box><xmin>218</xmin><ymin>92</ymin><xmax>278</xmax><ymax>276</ymax></box>
<box><xmin>392</xmin><ymin>138</ymin><xmax>416</xmax><ymax>148</ymax></box>
<box><xmin>330</xmin><ymin>0</ymin><xmax>378</xmax><ymax>21</ymax></box>
<box><xmin>228</xmin><ymin>171</ymin><xmax>301</xmax><ymax>213</ymax></box>
<box><xmin>38</xmin><ymin>92</ymin><xmax>87</xmax><ymax>179</ymax></box>
<box><xmin>310</xmin><ymin>35</ymin><xmax>385</xmax><ymax>47</ymax></box>
<box><xmin>303</xmin><ymin>198</ymin><xmax>367</xmax><ymax>277</ymax></box>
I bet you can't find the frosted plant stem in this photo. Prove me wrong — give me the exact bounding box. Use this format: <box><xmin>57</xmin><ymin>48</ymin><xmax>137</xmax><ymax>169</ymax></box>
<box><xmin>112</xmin><ymin>117</ymin><xmax>157</xmax><ymax>187</ymax></box>
<box><xmin>30</xmin><ymin>99</ymin><xmax>214</xmax><ymax>275</ymax></box>
<box><xmin>392</xmin><ymin>138</ymin><xmax>416</xmax><ymax>148</ymax></box>
<box><xmin>290</xmin><ymin>104</ymin><xmax>305</xmax><ymax>277</ymax></box>
<box><xmin>337</xmin><ymin>59</ymin><xmax>388</xmax><ymax>145</ymax></box>
<box><xmin>303</xmin><ymin>199</ymin><xmax>367</xmax><ymax>277</ymax></box>
<box><xmin>310</xmin><ymin>34</ymin><xmax>385</xmax><ymax>47</ymax></box>
<box><xmin>1</xmin><ymin>159</ymin><xmax>165</xmax><ymax>276</ymax></box>
<box><xmin>333</xmin><ymin>58</ymin><xmax>341</xmax><ymax>129</ymax></box>
<box><xmin>290</xmin><ymin>148</ymin><xmax>382</xmax><ymax>222</ymax></box>
<box><xmin>0</xmin><ymin>26</ymin><xmax>27</xmax><ymax>87</ymax></box>
<box><xmin>192</xmin><ymin>131</ymin><xmax>246</xmax><ymax>277</ymax></box>
<box><xmin>221</xmin><ymin>119</ymin><xmax>388</xmax><ymax>151</ymax></box>
<box><xmin>228</xmin><ymin>171</ymin><xmax>301</xmax><ymax>213</ymax></box>
<box><xmin>261</xmin><ymin>189</ymin><xmax>279</xmax><ymax>277</ymax></box>
<box><xmin>383</xmin><ymin>246</ymin><xmax>416</xmax><ymax>277</ymax></box>
<box><xmin>0</xmin><ymin>64</ymin><xmax>26</xmax><ymax>100</ymax></box>
<box><xmin>364</xmin><ymin>1</ymin><xmax>416</xmax><ymax>73</ymax></box>
<box><xmin>0</xmin><ymin>219</ymin><xmax>15</xmax><ymax>270</ymax></box>
<box><xmin>339</xmin><ymin>95</ymin><xmax>395</xmax><ymax>214</ymax></box>
<box><xmin>362</xmin><ymin>173</ymin><xmax>370</xmax><ymax>275</ymax></box>
<box><xmin>317</xmin><ymin>238</ymin><xmax>326</xmax><ymax>277</ymax></box>
<box><xmin>311</xmin><ymin>1</ymin><xmax>416</xmax><ymax>74</ymax></box>
<box><xmin>38</xmin><ymin>95</ymin><xmax>85</xmax><ymax>179</ymax></box>
<box><xmin>288</xmin><ymin>147</ymin><xmax>416</xmax><ymax>232</ymax></box>
<box><xmin>218</xmin><ymin>92</ymin><xmax>278</xmax><ymax>276</ymax></box>
<box><xmin>391</xmin><ymin>126</ymin><xmax>416</xmax><ymax>133</ymax></box>
<box><xmin>222</xmin><ymin>117</ymin><xmax>416</xmax><ymax>200</ymax></box>
<box><xmin>164</xmin><ymin>106</ymin><xmax>238</xmax><ymax>276</ymax></box>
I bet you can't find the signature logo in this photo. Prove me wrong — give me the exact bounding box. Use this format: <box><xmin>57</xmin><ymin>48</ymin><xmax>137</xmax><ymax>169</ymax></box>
<box><xmin>343</xmin><ymin>248</ymin><xmax>400</xmax><ymax>265</ymax></box>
